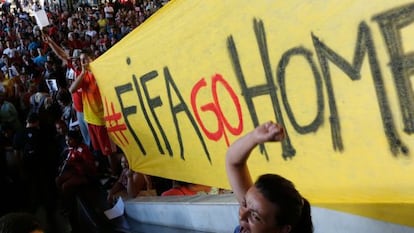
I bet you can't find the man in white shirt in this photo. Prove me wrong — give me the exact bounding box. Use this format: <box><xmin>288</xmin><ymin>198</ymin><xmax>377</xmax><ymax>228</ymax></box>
<box><xmin>3</xmin><ymin>41</ymin><xmax>16</xmax><ymax>59</ymax></box>
<box><xmin>104</xmin><ymin>2</ymin><xmax>114</xmax><ymax>22</ymax></box>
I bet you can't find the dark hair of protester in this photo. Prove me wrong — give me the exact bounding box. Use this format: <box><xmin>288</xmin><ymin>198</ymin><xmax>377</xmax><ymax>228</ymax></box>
<box><xmin>255</xmin><ymin>174</ymin><xmax>313</xmax><ymax>233</ymax></box>
<box><xmin>56</xmin><ymin>88</ymin><xmax>72</xmax><ymax>105</ymax></box>
<box><xmin>67</xmin><ymin>129</ymin><xmax>83</xmax><ymax>144</ymax></box>
<box><xmin>0</xmin><ymin>212</ymin><xmax>44</xmax><ymax>233</ymax></box>
<box><xmin>26</xmin><ymin>112</ymin><xmax>39</xmax><ymax>124</ymax></box>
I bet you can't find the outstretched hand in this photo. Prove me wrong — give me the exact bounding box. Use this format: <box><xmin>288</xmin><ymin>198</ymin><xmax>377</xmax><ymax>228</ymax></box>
<box><xmin>225</xmin><ymin>121</ymin><xmax>285</xmax><ymax>204</ymax></box>
<box><xmin>252</xmin><ymin>121</ymin><xmax>285</xmax><ymax>144</ymax></box>
<box><xmin>41</xmin><ymin>32</ymin><xmax>50</xmax><ymax>43</ymax></box>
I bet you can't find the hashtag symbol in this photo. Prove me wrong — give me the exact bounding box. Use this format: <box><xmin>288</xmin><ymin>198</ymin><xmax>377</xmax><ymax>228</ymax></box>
<box><xmin>104</xmin><ymin>98</ymin><xmax>129</xmax><ymax>146</ymax></box>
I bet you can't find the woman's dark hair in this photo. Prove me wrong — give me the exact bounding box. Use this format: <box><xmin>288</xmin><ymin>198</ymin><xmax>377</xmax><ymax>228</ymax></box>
<box><xmin>255</xmin><ymin>174</ymin><xmax>313</xmax><ymax>233</ymax></box>
<box><xmin>0</xmin><ymin>212</ymin><xmax>43</xmax><ymax>233</ymax></box>
<box><xmin>67</xmin><ymin>130</ymin><xmax>83</xmax><ymax>144</ymax></box>
<box><xmin>56</xmin><ymin>88</ymin><xmax>72</xmax><ymax>106</ymax></box>
<box><xmin>26</xmin><ymin>112</ymin><xmax>39</xmax><ymax>123</ymax></box>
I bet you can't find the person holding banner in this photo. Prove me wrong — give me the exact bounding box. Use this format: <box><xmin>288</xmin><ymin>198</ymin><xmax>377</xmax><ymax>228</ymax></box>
<box><xmin>69</xmin><ymin>51</ymin><xmax>118</xmax><ymax>176</ymax></box>
<box><xmin>226</xmin><ymin>122</ymin><xmax>313</xmax><ymax>233</ymax></box>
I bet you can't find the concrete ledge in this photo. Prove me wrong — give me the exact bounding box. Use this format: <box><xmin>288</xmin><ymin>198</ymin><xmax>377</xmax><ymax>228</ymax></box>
<box><xmin>125</xmin><ymin>194</ymin><xmax>239</xmax><ymax>233</ymax></box>
<box><xmin>124</xmin><ymin>194</ymin><xmax>414</xmax><ymax>233</ymax></box>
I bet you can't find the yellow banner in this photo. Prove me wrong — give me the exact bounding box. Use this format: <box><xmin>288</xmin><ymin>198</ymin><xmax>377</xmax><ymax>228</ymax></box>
<box><xmin>91</xmin><ymin>0</ymin><xmax>414</xmax><ymax>226</ymax></box>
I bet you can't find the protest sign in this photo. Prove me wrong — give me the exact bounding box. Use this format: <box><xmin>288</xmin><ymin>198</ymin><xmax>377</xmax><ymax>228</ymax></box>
<box><xmin>91</xmin><ymin>0</ymin><xmax>414</xmax><ymax>226</ymax></box>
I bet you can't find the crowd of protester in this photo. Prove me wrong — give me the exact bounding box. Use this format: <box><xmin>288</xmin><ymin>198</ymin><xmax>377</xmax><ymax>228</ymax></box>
<box><xmin>0</xmin><ymin>0</ymin><xmax>211</xmax><ymax>232</ymax></box>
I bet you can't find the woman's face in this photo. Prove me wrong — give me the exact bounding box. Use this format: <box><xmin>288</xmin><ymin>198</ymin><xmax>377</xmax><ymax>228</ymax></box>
<box><xmin>238</xmin><ymin>186</ymin><xmax>282</xmax><ymax>233</ymax></box>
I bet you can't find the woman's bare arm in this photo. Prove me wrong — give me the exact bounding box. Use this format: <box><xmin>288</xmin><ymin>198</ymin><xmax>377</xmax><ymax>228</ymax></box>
<box><xmin>42</xmin><ymin>33</ymin><xmax>70</xmax><ymax>65</ymax></box>
<box><xmin>225</xmin><ymin>122</ymin><xmax>284</xmax><ymax>204</ymax></box>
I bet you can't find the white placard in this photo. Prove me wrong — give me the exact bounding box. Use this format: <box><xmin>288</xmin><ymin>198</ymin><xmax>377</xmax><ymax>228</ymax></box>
<box><xmin>33</xmin><ymin>9</ymin><xmax>50</xmax><ymax>29</ymax></box>
<box><xmin>46</xmin><ymin>79</ymin><xmax>58</xmax><ymax>92</ymax></box>
<box><xmin>104</xmin><ymin>197</ymin><xmax>125</xmax><ymax>220</ymax></box>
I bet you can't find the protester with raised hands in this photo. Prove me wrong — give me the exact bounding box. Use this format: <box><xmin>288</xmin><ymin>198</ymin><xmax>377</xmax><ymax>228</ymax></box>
<box><xmin>226</xmin><ymin>122</ymin><xmax>313</xmax><ymax>233</ymax></box>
